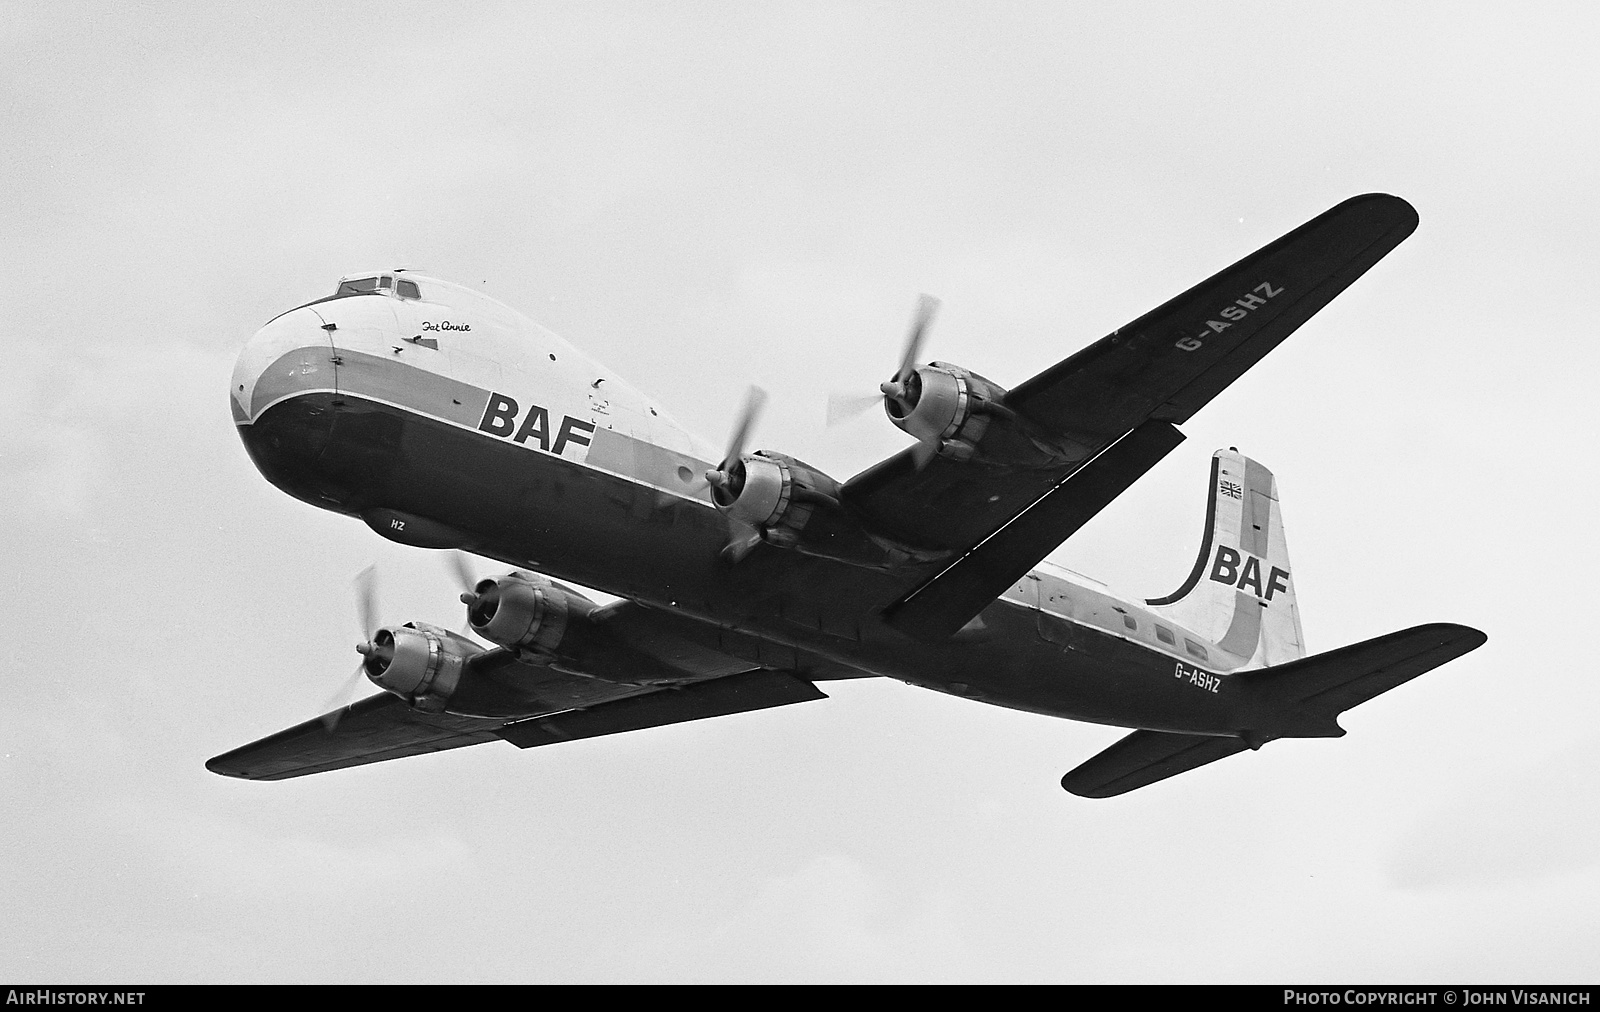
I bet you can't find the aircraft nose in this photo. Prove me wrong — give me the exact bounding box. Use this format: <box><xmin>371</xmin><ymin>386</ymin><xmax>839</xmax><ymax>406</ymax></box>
<box><xmin>231</xmin><ymin>307</ymin><xmax>332</xmax><ymax>424</ymax></box>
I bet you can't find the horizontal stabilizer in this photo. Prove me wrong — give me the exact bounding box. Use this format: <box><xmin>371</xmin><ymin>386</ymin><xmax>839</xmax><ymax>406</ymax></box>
<box><xmin>1242</xmin><ymin>622</ymin><xmax>1487</xmax><ymax>722</ymax></box>
<box><xmin>497</xmin><ymin>668</ymin><xmax>827</xmax><ymax>748</ymax></box>
<box><xmin>1062</xmin><ymin>623</ymin><xmax>1486</xmax><ymax>798</ymax></box>
<box><xmin>1062</xmin><ymin>730</ymin><xmax>1251</xmax><ymax>798</ymax></box>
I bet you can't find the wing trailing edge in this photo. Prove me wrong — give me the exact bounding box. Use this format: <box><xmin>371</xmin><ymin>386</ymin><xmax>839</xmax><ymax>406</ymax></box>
<box><xmin>496</xmin><ymin>669</ymin><xmax>827</xmax><ymax>749</ymax></box>
<box><xmin>883</xmin><ymin>420</ymin><xmax>1184</xmax><ymax>640</ymax></box>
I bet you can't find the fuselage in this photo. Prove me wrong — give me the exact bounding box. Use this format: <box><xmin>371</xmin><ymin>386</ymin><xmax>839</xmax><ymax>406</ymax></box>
<box><xmin>232</xmin><ymin>273</ymin><xmax>1258</xmax><ymax>736</ymax></box>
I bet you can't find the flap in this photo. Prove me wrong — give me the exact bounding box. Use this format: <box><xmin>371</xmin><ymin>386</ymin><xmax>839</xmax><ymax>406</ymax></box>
<box><xmin>497</xmin><ymin>669</ymin><xmax>828</xmax><ymax>748</ymax></box>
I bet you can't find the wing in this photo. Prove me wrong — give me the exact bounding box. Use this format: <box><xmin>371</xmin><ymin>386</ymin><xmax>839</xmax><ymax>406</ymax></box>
<box><xmin>206</xmin><ymin>692</ymin><xmax>505</xmax><ymax>781</ymax></box>
<box><xmin>884</xmin><ymin>419</ymin><xmax>1184</xmax><ymax>638</ymax></box>
<box><xmin>1005</xmin><ymin>193</ymin><xmax>1419</xmax><ymax>449</ymax></box>
<box><xmin>495</xmin><ymin>669</ymin><xmax>827</xmax><ymax>748</ymax></box>
<box><xmin>208</xmin><ymin>643</ymin><xmax>832</xmax><ymax>778</ymax></box>
<box><xmin>848</xmin><ymin>194</ymin><xmax>1419</xmax><ymax>637</ymax></box>
<box><xmin>848</xmin><ymin>194</ymin><xmax>1419</xmax><ymax>551</ymax></box>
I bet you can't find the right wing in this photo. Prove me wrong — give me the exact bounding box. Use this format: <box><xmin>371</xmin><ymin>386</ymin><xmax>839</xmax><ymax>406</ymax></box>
<box><xmin>207</xmin><ymin>667</ymin><xmax>828</xmax><ymax>781</ymax></box>
<box><xmin>208</xmin><ymin>599</ymin><xmax>838</xmax><ymax>781</ymax></box>
<box><xmin>205</xmin><ymin>692</ymin><xmax>506</xmax><ymax>781</ymax></box>
<box><xmin>495</xmin><ymin>669</ymin><xmax>826</xmax><ymax>748</ymax></box>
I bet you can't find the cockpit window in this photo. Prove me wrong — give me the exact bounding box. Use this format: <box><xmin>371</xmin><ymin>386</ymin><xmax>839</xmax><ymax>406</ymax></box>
<box><xmin>333</xmin><ymin>274</ymin><xmax>420</xmax><ymax>299</ymax></box>
<box><xmin>265</xmin><ymin>273</ymin><xmax>422</xmax><ymax>326</ymax></box>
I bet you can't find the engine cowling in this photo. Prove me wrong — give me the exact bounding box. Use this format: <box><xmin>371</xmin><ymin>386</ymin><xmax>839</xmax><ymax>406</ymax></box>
<box><xmin>707</xmin><ymin>451</ymin><xmax>940</xmax><ymax>567</ymax></box>
<box><xmin>464</xmin><ymin>571</ymin><xmax>596</xmax><ymax>655</ymax></box>
<box><xmin>708</xmin><ymin>450</ymin><xmax>841</xmax><ymax>549</ymax></box>
<box><xmin>883</xmin><ymin>361</ymin><xmax>1009</xmax><ymax>462</ymax></box>
<box><xmin>360</xmin><ymin>622</ymin><xmax>480</xmax><ymax>712</ymax></box>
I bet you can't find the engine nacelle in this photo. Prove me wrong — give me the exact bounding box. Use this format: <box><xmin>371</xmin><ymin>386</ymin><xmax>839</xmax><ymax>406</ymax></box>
<box><xmin>465</xmin><ymin>571</ymin><xmax>596</xmax><ymax>656</ymax></box>
<box><xmin>361</xmin><ymin>622</ymin><xmax>481</xmax><ymax>712</ymax></box>
<box><xmin>708</xmin><ymin>451</ymin><xmax>939</xmax><ymax>567</ymax></box>
<box><xmin>709</xmin><ymin>451</ymin><xmax>841</xmax><ymax>549</ymax></box>
<box><xmin>884</xmin><ymin>362</ymin><xmax>1009</xmax><ymax>462</ymax></box>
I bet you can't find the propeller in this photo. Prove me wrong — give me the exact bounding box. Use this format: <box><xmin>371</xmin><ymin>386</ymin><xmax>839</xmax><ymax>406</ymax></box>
<box><xmin>826</xmin><ymin>294</ymin><xmax>941</xmax><ymax>445</ymax></box>
<box><xmin>447</xmin><ymin>550</ymin><xmax>478</xmax><ymax>606</ymax></box>
<box><xmin>702</xmin><ymin>386</ymin><xmax>767</xmax><ymax>498</ymax></box>
<box><xmin>881</xmin><ymin>293</ymin><xmax>939</xmax><ymax>409</ymax></box>
<box><xmin>322</xmin><ymin>565</ymin><xmax>382</xmax><ymax>730</ymax></box>
<box><xmin>450</xmin><ymin>550</ymin><xmax>504</xmax><ymax>637</ymax></box>
<box><xmin>698</xmin><ymin>386</ymin><xmax>769</xmax><ymax>561</ymax></box>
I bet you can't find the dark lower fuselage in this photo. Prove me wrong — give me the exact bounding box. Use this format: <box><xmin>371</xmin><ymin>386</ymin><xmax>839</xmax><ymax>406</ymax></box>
<box><xmin>240</xmin><ymin>388</ymin><xmax>1253</xmax><ymax>737</ymax></box>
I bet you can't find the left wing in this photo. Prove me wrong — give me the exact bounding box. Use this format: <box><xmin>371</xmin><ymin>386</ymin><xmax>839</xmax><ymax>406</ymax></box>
<box><xmin>846</xmin><ymin>194</ymin><xmax>1419</xmax><ymax>637</ymax></box>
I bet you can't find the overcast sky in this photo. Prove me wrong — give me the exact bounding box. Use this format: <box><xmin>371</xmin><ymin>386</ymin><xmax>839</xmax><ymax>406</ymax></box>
<box><xmin>3</xmin><ymin>1</ymin><xmax>1597</xmax><ymax>983</ymax></box>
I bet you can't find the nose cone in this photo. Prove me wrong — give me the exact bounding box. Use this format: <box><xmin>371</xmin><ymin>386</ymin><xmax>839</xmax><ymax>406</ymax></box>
<box><xmin>231</xmin><ymin>307</ymin><xmax>346</xmax><ymax>508</ymax></box>
<box><xmin>231</xmin><ymin>307</ymin><xmax>333</xmax><ymax>424</ymax></box>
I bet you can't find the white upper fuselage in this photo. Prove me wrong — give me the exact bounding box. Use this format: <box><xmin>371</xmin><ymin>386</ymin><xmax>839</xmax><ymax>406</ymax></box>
<box><xmin>234</xmin><ymin>271</ymin><xmax>717</xmax><ymax>461</ymax></box>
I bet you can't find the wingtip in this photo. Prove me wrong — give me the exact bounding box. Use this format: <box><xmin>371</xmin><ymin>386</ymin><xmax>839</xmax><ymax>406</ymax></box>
<box><xmin>1059</xmin><ymin>772</ymin><xmax>1122</xmax><ymax>799</ymax></box>
<box><xmin>1451</xmin><ymin>623</ymin><xmax>1489</xmax><ymax>652</ymax></box>
<box><xmin>1409</xmin><ymin>621</ymin><xmax>1488</xmax><ymax>652</ymax></box>
<box><xmin>204</xmin><ymin>754</ymin><xmax>250</xmax><ymax>779</ymax></box>
<box><xmin>1338</xmin><ymin>192</ymin><xmax>1420</xmax><ymax>235</ymax></box>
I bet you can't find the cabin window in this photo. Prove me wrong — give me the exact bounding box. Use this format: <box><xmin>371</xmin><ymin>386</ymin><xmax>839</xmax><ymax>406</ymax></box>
<box><xmin>1156</xmin><ymin>625</ymin><xmax>1175</xmax><ymax>645</ymax></box>
<box><xmin>396</xmin><ymin>279</ymin><xmax>420</xmax><ymax>299</ymax></box>
<box><xmin>1122</xmin><ymin>615</ymin><xmax>1137</xmax><ymax>631</ymax></box>
<box><xmin>1185</xmin><ymin>639</ymin><xmax>1208</xmax><ymax>661</ymax></box>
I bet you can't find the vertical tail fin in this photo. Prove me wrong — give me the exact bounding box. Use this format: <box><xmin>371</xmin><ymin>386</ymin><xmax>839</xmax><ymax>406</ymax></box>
<box><xmin>1145</xmin><ymin>449</ymin><xmax>1305</xmax><ymax>668</ymax></box>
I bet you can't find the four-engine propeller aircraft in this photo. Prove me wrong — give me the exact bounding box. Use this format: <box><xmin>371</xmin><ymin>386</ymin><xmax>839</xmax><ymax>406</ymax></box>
<box><xmin>209</xmin><ymin>193</ymin><xmax>1485</xmax><ymax>797</ymax></box>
